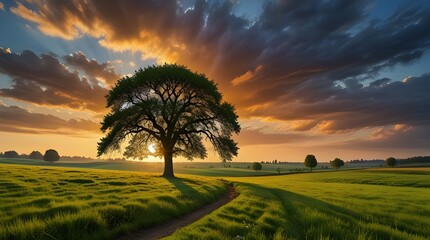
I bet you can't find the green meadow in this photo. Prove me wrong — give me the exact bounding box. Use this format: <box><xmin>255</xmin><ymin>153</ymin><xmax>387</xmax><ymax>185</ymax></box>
<box><xmin>170</xmin><ymin>168</ymin><xmax>430</xmax><ymax>239</ymax></box>
<box><xmin>0</xmin><ymin>164</ymin><xmax>227</xmax><ymax>240</ymax></box>
<box><xmin>0</xmin><ymin>161</ymin><xmax>429</xmax><ymax>239</ymax></box>
<box><xmin>0</xmin><ymin>158</ymin><xmax>331</xmax><ymax>176</ymax></box>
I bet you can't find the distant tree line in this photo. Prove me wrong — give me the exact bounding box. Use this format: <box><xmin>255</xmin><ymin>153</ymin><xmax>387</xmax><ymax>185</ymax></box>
<box><xmin>60</xmin><ymin>156</ymin><xmax>126</xmax><ymax>162</ymax></box>
<box><xmin>398</xmin><ymin>156</ymin><xmax>430</xmax><ymax>164</ymax></box>
<box><xmin>1</xmin><ymin>150</ymin><xmax>19</xmax><ymax>158</ymax></box>
<box><xmin>0</xmin><ymin>149</ymin><xmax>60</xmax><ymax>162</ymax></box>
<box><xmin>346</xmin><ymin>156</ymin><xmax>430</xmax><ymax>165</ymax></box>
<box><xmin>0</xmin><ymin>150</ymin><xmax>128</xmax><ymax>163</ymax></box>
<box><xmin>347</xmin><ymin>159</ymin><xmax>385</xmax><ymax>164</ymax></box>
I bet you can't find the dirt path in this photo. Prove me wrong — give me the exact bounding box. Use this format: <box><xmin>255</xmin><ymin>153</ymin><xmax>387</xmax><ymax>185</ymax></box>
<box><xmin>119</xmin><ymin>184</ymin><xmax>238</xmax><ymax>240</ymax></box>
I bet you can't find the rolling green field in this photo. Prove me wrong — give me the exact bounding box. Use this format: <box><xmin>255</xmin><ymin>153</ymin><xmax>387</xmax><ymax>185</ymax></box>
<box><xmin>0</xmin><ymin>164</ymin><xmax>227</xmax><ymax>240</ymax></box>
<box><xmin>0</xmin><ymin>158</ymin><xmax>333</xmax><ymax>177</ymax></box>
<box><xmin>169</xmin><ymin>168</ymin><xmax>430</xmax><ymax>239</ymax></box>
<box><xmin>1</xmin><ymin>161</ymin><xmax>429</xmax><ymax>240</ymax></box>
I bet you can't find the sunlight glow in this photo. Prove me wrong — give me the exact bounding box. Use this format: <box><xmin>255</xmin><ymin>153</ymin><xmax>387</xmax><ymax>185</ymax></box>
<box><xmin>148</xmin><ymin>143</ymin><xmax>156</xmax><ymax>154</ymax></box>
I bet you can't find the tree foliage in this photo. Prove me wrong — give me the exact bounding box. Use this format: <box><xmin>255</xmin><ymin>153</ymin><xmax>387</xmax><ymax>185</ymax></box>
<box><xmin>304</xmin><ymin>154</ymin><xmax>318</xmax><ymax>172</ymax></box>
<box><xmin>386</xmin><ymin>157</ymin><xmax>397</xmax><ymax>167</ymax></box>
<box><xmin>252</xmin><ymin>162</ymin><xmax>262</xmax><ymax>171</ymax></box>
<box><xmin>3</xmin><ymin>150</ymin><xmax>19</xmax><ymax>158</ymax></box>
<box><xmin>29</xmin><ymin>151</ymin><xmax>43</xmax><ymax>160</ymax></box>
<box><xmin>44</xmin><ymin>149</ymin><xmax>60</xmax><ymax>162</ymax></box>
<box><xmin>330</xmin><ymin>158</ymin><xmax>345</xmax><ymax>169</ymax></box>
<box><xmin>97</xmin><ymin>64</ymin><xmax>240</xmax><ymax>177</ymax></box>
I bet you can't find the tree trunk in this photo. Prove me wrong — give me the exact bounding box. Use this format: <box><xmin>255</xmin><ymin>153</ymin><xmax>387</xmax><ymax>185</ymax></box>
<box><xmin>162</xmin><ymin>151</ymin><xmax>175</xmax><ymax>178</ymax></box>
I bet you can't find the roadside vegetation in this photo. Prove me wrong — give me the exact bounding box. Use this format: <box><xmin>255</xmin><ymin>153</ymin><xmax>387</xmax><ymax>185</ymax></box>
<box><xmin>0</xmin><ymin>164</ymin><xmax>227</xmax><ymax>240</ymax></box>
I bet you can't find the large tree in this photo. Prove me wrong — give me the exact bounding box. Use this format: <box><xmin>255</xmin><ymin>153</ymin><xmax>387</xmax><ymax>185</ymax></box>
<box><xmin>97</xmin><ymin>64</ymin><xmax>240</xmax><ymax>177</ymax></box>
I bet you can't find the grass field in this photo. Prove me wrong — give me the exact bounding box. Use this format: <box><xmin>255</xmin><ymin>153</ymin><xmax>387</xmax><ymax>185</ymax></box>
<box><xmin>1</xmin><ymin>160</ymin><xmax>429</xmax><ymax>240</ymax></box>
<box><xmin>0</xmin><ymin>158</ymin><xmax>334</xmax><ymax>177</ymax></box>
<box><xmin>0</xmin><ymin>164</ymin><xmax>227</xmax><ymax>240</ymax></box>
<box><xmin>169</xmin><ymin>168</ymin><xmax>430</xmax><ymax>239</ymax></box>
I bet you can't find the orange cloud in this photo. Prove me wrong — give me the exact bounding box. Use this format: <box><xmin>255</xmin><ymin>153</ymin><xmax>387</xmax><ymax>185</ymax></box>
<box><xmin>289</xmin><ymin>120</ymin><xmax>319</xmax><ymax>131</ymax></box>
<box><xmin>232</xmin><ymin>65</ymin><xmax>263</xmax><ymax>86</ymax></box>
<box><xmin>371</xmin><ymin>124</ymin><xmax>414</xmax><ymax>140</ymax></box>
<box><xmin>11</xmin><ymin>3</ymin><xmax>78</xmax><ymax>40</ymax></box>
<box><xmin>11</xmin><ymin>2</ymin><xmax>187</xmax><ymax>64</ymax></box>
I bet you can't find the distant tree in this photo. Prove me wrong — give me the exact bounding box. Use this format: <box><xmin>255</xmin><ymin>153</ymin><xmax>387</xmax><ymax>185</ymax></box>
<box><xmin>0</xmin><ymin>152</ymin><xmax>3</xmax><ymax>158</ymax></box>
<box><xmin>252</xmin><ymin>162</ymin><xmax>262</xmax><ymax>171</ymax></box>
<box><xmin>3</xmin><ymin>150</ymin><xmax>19</xmax><ymax>158</ymax></box>
<box><xmin>44</xmin><ymin>149</ymin><xmax>60</xmax><ymax>162</ymax></box>
<box><xmin>274</xmin><ymin>159</ymin><xmax>277</xmax><ymax>164</ymax></box>
<box><xmin>304</xmin><ymin>154</ymin><xmax>318</xmax><ymax>172</ymax></box>
<box><xmin>29</xmin><ymin>151</ymin><xmax>44</xmax><ymax>160</ymax></box>
<box><xmin>97</xmin><ymin>64</ymin><xmax>240</xmax><ymax>178</ymax></box>
<box><xmin>386</xmin><ymin>157</ymin><xmax>397</xmax><ymax>167</ymax></box>
<box><xmin>330</xmin><ymin>158</ymin><xmax>345</xmax><ymax>170</ymax></box>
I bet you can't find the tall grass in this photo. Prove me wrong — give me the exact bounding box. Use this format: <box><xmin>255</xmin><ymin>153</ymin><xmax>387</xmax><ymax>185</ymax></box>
<box><xmin>0</xmin><ymin>164</ymin><xmax>227</xmax><ymax>240</ymax></box>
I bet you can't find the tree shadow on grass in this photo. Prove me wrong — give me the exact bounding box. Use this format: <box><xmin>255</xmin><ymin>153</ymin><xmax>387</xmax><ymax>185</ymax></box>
<box><xmin>164</xmin><ymin>177</ymin><xmax>202</xmax><ymax>198</ymax></box>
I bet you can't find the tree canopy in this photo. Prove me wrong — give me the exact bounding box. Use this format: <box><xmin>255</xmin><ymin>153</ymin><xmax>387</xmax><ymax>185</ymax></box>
<box><xmin>97</xmin><ymin>64</ymin><xmax>240</xmax><ymax>177</ymax></box>
<box><xmin>44</xmin><ymin>149</ymin><xmax>60</xmax><ymax>162</ymax></box>
<box><xmin>386</xmin><ymin>157</ymin><xmax>397</xmax><ymax>167</ymax></box>
<box><xmin>3</xmin><ymin>150</ymin><xmax>18</xmax><ymax>158</ymax></box>
<box><xmin>252</xmin><ymin>162</ymin><xmax>262</xmax><ymax>171</ymax></box>
<box><xmin>304</xmin><ymin>154</ymin><xmax>318</xmax><ymax>172</ymax></box>
<box><xmin>29</xmin><ymin>151</ymin><xmax>43</xmax><ymax>160</ymax></box>
<box><xmin>330</xmin><ymin>158</ymin><xmax>345</xmax><ymax>169</ymax></box>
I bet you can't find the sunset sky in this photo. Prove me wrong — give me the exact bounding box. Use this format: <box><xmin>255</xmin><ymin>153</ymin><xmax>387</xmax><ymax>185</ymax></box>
<box><xmin>0</xmin><ymin>0</ymin><xmax>429</xmax><ymax>162</ymax></box>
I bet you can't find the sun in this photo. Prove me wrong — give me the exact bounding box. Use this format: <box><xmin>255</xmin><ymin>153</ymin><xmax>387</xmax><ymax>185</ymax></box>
<box><xmin>148</xmin><ymin>143</ymin><xmax>156</xmax><ymax>154</ymax></box>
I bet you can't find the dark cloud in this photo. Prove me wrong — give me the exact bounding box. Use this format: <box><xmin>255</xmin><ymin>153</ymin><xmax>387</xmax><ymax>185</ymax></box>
<box><xmin>8</xmin><ymin>0</ymin><xmax>430</xmax><ymax>150</ymax></box>
<box><xmin>64</xmin><ymin>51</ymin><xmax>120</xmax><ymax>86</ymax></box>
<box><xmin>368</xmin><ymin>78</ymin><xmax>391</xmax><ymax>88</ymax></box>
<box><xmin>245</xmin><ymin>74</ymin><xmax>430</xmax><ymax>133</ymax></box>
<box><xmin>0</xmin><ymin>48</ymin><xmax>111</xmax><ymax>111</ymax></box>
<box><xmin>0</xmin><ymin>103</ymin><xmax>99</xmax><ymax>135</ymax></box>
